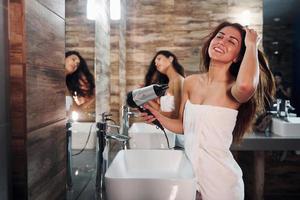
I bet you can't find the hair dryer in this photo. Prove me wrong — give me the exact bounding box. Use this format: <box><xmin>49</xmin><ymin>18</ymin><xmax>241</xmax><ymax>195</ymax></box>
<box><xmin>126</xmin><ymin>84</ymin><xmax>168</xmax><ymax>130</ymax></box>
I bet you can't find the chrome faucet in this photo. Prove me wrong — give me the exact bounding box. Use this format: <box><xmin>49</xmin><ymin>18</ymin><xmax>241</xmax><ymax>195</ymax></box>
<box><xmin>283</xmin><ymin>100</ymin><xmax>295</xmax><ymax>118</ymax></box>
<box><xmin>273</xmin><ymin>98</ymin><xmax>282</xmax><ymax>117</ymax></box>
<box><xmin>95</xmin><ymin>112</ymin><xmax>130</xmax><ymax>197</ymax></box>
<box><xmin>273</xmin><ymin>99</ymin><xmax>296</xmax><ymax>120</ymax></box>
<box><xmin>120</xmin><ymin>105</ymin><xmax>138</xmax><ymax>136</ymax></box>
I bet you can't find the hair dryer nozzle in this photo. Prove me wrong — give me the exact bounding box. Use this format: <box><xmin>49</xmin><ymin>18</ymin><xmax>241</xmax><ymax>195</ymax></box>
<box><xmin>161</xmin><ymin>84</ymin><xmax>169</xmax><ymax>93</ymax></box>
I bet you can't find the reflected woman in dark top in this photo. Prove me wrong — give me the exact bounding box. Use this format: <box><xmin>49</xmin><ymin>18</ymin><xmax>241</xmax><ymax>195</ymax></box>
<box><xmin>274</xmin><ymin>71</ymin><xmax>291</xmax><ymax>100</ymax></box>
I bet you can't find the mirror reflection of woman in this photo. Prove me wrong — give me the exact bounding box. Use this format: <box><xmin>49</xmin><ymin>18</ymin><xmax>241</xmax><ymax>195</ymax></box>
<box><xmin>144</xmin><ymin>50</ymin><xmax>185</xmax><ymax>119</ymax></box>
<box><xmin>143</xmin><ymin>22</ymin><xmax>275</xmax><ymax>200</ymax></box>
<box><xmin>273</xmin><ymin>71</ymin><xmax>291</xmax><ymax>100</ymax></box>
<box><xmin>65</xmin><ymin>51</ymin><xmax>95</xmax><ymax>121</ymax></box>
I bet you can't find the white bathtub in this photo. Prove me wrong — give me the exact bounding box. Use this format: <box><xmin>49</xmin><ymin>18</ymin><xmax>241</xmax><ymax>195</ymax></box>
<box><xmin>71</xmin><ymin>122</ymin><xmax>97</xmax><ymax>149</ymax></box>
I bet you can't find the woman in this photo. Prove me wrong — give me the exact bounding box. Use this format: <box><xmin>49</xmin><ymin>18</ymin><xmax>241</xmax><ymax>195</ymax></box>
<box><xmin>273</xmin><ymin>71</ymin><xmax>291</xmax><ymax>100</ymax></box>
<box><xmin>143</xmin><ymin>22</ymin><xmax>275</xmax><ymax>200</ymax></box>
<box><xmin>65</xmin><ymin>51</ymin><xmax>95</xmax><ymax>120</ymax></box>
<box><xmin>144</xmin><ymin>50</ymin><xmax>185</xmax><ymax>119</ymax></box>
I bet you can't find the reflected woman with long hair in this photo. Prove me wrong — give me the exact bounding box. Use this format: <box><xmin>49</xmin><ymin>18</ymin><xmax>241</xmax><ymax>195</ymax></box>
<box><xmin>144</xmin><ymin>50</ymin><xmax>185</xmax><ymax>119</ymax></box>
<box><xmin>65</xmin><ymin>51</ymin><xmax>95</xmax><ymax>121</ymax></box>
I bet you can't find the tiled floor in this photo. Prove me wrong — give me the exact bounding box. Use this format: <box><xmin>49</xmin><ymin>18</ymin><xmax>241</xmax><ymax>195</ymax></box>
<box><xmin>66</xmin><ymin>149</ymin><xmax>106</xmax><ymax>200</ymax></box>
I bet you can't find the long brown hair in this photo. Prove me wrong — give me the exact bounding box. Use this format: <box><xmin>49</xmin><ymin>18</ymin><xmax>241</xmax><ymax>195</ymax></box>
<box><xmin>201</xmin><ymin>22</ymin><xmax>275</xmax><ymax>143</ymax></box>
<box><xmin>144</xmin><ymin>50</ymin><xmax>185</xmax><ymax>86</ymax></box>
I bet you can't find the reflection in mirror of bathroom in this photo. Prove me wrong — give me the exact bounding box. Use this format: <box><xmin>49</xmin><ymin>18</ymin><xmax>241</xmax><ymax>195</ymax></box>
<box><xmin>63</xmin><ymin>0</ymin><xmax>300</xmax><ymax>200</ymax></box>
<box><xmin>65</xmin><ymin>50</ymin><xmax>96</xmax><ymax>122</ymax></box>
<box><xmin>263</xmin><ymin>0</ymin><xmax>300</xmax><ymax>116</ymax></box>
<box><xmin>65</xmin><ymin>0</ymin><xmax>101</xmax><ymax>199</ymax></box>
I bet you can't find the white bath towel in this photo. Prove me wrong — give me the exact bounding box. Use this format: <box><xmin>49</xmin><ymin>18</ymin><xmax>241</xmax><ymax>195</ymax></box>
<box><xmin>183</xmin><ymin>100</ymin><xmax>244</xmax><ymax>200</ymax></box>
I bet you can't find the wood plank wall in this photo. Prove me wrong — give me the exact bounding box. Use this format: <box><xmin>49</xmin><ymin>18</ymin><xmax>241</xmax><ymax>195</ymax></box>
<box><xmin>0</xmin><ymin>0</ymin><xmax>11</xmax><ymax>199</ymax></box>
<box><xmin>109</xmin><ymin>0</ymin><xmax>126</xmax><ymax>124</ymax></box>
<box><xmin>118</xmin><ymin>0</ymin><xmax>127</xmax><ymax>123</ymax></box>
<box><xmin>65</xmin><ymin>0</ymin><xmax>95</xmax><ymax>73</ymax></box>
<box><xmin>110</xmin><ymin>23</ymin><xmax>121</xmax><ymax>122</ymax></box>
<box><xmin>124</xmin><ymin>0</ymin><xmax>262</xmax><ymax>92</ymax></box>
<box><xmin>9</xmin><ymin>0</ymin><xmax>27</xmax><ymax>197</ymax></box>
<box><xmin>9</xmin><ymin>0</ymin><xmax>66</xmax><ymax>199</ymax></box>
<box><xmin>110</xmin><ymin>0</ymin><xmax>262</xmax><ymax>123</ymax></box>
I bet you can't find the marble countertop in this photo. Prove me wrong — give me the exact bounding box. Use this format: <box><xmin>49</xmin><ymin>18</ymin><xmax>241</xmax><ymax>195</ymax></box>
<box><xmin>231</xmin><ymin>132</ymin><xmax>300</xmax><ymax>151</ymax></box>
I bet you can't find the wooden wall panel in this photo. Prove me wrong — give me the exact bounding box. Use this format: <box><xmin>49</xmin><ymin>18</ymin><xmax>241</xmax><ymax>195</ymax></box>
<box><xmin>65</xmin><ymin>0</ymin><xmax>95</xmax><ymax>73</ymax></box>
<box><xmin>0</xmin><ymin>1</ymin><xmax>10</xmax><ymax>198</ymax></box>
<box><xmin>25</xmin><ymin>0</ymin><xmax>66</xmax><ymax>199</ymax></box>
<box><xmin>27</xmin><ymin>120</ymin><xmax>66</xmax><ymax>199</ymax></box>
<box><xmin>124</xmin><ymin>0</ymin><xmax>263</xmax><ymax>90</ymax></box>
<box><xmin>9</xmin><ymin>0</ymin><xmax>28</xmax><ymax>198</ymax></box>
<box><xmin>109</xmin><ymin>0</ymin><xmax>127</xmax><ymax>123</ymax></box>
<box><xmin>25</xmin><ymin>0</ymin><xmax>65</xmax><ymax>134</ymax></box>
<box><xmin>110</xmin><ymin>23</ymin><xmax>120</xmax><ymax>122</ymax></box>
<box><xmin>26</xmin><ymin>0</ymin><xmax>65</xmax><ymax>69</ymax></box>
<box><xmin>26</xmin><ymin>65</ymin><xmax>65</xmax><ymax>132</ymax></box>
<box><xmin>9</xmin><ymin>0</ymin><xmax>66</xmax><ymax>199</ymax></box>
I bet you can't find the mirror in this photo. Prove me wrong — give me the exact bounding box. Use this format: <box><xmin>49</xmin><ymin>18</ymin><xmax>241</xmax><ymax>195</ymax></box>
<box><xmin>263</xmin><ymin>0</ymin><xmax>300</xmax><ymax>115</ymax></box>
<box><xmin>65</xmin><ymin>1</ymin><xmax>98</xmax><ymax>199</ymax></box>
<box><xmin>65</xmin><ymin>1</ymin><xmax>300</xmax><ymax>199</ymax></box>
<box><xmin>65</xmin><ymin>50</ymin><xmax>96</xmax><ymax>122</ymax></box>
<box><xmin>65</xmin><ymin>0</ymin><xmax>96</xmax><ymax>122</ymax></box>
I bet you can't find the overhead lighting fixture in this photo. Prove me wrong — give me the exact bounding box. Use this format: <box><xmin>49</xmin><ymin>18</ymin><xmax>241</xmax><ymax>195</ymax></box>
<box><xmin>87</xmin><ymin>0</ymin><xmax>96</xmax><ymax>20</ymax></box>
<box><xmin>110</xmin><ymin>0</ymin><xmax>121</xmax><ymax>20</ymax></box>
<box><xmin>273</xmin><ymin>17</ymin><xmax>281</xmax><ymax>22</ymax></box>
<box><xmin>238</xmin><ymin>10</ymin><xmax>251</xmax><ymax>26</ymax></box>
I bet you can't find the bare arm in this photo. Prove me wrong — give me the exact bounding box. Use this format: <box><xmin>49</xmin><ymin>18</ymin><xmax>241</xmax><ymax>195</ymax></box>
<box><xmin>231</xmin><ymin>27</ymin><xmax>260</xmax><ymax>103</ymax></box>
<box><xmin>142</xmin><ymin>77</ymin><xmax>189</xmax><ymax>134</ymax></box>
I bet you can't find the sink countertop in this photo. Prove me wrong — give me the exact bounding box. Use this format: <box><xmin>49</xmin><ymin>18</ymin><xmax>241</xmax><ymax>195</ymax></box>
<box><xmin>231</xmin><ymin>132</ymin><xmax>300</xmax><ymax>151</ymax></box>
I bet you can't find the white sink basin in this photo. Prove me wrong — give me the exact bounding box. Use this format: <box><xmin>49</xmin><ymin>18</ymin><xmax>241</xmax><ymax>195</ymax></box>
<box><xmin>271</xmin><ymin>117</ymin><xmax>300</xmax><ymax>137</ymax></box>
<box><xmin>105</xmin><ymin>149</ymin><xmax>196</xmax><ymax>200</ymax></box>
<box><xmin>71</xmin><ymin>122</ymin><xmax>97</xmax><ymax>149</ymax></box>
<box><xmin>128</xmin><ymin>122</ymin><xmax>176</xmax><ymax>149</ymax></box>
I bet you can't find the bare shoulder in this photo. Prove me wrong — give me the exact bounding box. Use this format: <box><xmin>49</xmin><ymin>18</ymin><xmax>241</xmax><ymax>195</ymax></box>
<box><xmin>184</xmin><ymin>73</ymin><xmax>207</xmax><ymax>86</ymax></box>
